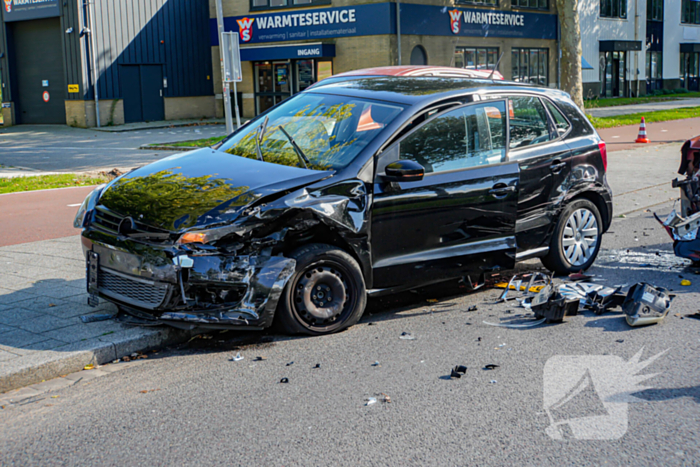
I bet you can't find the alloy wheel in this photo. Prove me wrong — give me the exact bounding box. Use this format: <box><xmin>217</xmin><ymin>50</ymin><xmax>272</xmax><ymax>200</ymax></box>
<box><xmin>561</xmin><ymin>208</ymin><xmax>599</xmax><ymax>267</ymax></box>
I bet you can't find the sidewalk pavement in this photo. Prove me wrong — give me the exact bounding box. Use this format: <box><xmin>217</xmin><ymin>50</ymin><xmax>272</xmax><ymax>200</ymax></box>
<box><xmin>92</xmin><ymin>118</ymin><xmax>226</xmax><ymax>132</ymax></box>
<box><xmin>0</xmin><ymin>235</ymin><xmax>191</xmax><ymax>393</ymax></box>
<box><xmin>587</xmin><ymin>97</ymin><xmax>700</xmax><ymax>118</ymax></box>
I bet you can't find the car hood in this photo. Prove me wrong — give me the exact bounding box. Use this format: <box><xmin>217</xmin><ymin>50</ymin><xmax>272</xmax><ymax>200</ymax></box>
<box><xmin>97</xmin><ymin>148</ymin><xmax>331</xmax><ymax>232</ymax></box>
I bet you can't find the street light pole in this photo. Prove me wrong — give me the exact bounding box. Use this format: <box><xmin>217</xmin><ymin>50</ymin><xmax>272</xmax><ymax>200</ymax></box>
<box><xmin>215</xmin><ymin>0</ymin><xmax>234</xmax><ymax>134</ymax></box>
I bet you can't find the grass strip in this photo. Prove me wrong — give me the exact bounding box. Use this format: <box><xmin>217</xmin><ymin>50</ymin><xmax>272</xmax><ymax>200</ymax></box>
<box><xmin>151</xmin><ymin>136</ymin><xmax>226</xmax><ymax>148</ymax></box>
<box><xmin>0</xmin><ymin>173</ymin><xmax>109</xmax><ymax>194</ymax></box>
<box><xmin>585</xmin><ymin>92</ymin><xmax>700</xmax><ymax>109</ymax></box>
<box><xmin>588</xmin><ymin>106</ymin><xmax>700</xmax><ymax>129</ymax></box>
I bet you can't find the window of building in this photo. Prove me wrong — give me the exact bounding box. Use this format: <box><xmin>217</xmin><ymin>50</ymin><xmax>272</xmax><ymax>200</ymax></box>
<box><xmin>250</xmin><ymin>0</ymin><xmax>330</xmax><ymax>10</ymax></box>
<box><xmin>680</xmin><ymin>52</ymin><xmax>700</xmax><ymax>91</ymax></box>
<box><xmin>453</xmin><ymin>47</ymin><xmax>499</xmax><ymax>71</ymax></box>
<box><xmin>600</xmin><ymin>0</ymin><xmax>627</xmax><ymax>19</ymax></box>
<box><xmin>512</xmin><ymin>0</ymin><xmax>548</xmax><ymax>10</ymax></box>
<box><xmin>647</xmin><ymin>0</ymin><xmax>663</xmax><ymax>21</ymax></box>
<box><xmin>646</xmin><ymin>51</ymin><xmax>662</xmax><ymax>80</ymax></box>
<box><xmin>400</xmin><ymin>102</ymin><xmax>507</xmax><ymax>173</ymax></box>
<box><xmin>508</xmin><ymin>97</ymin><xmax>550</xmax><ymax>149</ymax></box>
<box><xmin>599</xmin><ymin>51</ymin><xmax>628</xmax><ymax>97</ymax></box>
<box><xmin>682</xmin><ymin>0</ymin><xmax>700</xmax><ymax>24</ymax></box>
<box><xmin>511</xmin><ymin>48</ymin><xmax>548</xmax><ymax>86</ymax></box>
<box><xmin>455</xmin><ymin>0</ymin><xmax>498</xmax><ymax>6</ymax></box>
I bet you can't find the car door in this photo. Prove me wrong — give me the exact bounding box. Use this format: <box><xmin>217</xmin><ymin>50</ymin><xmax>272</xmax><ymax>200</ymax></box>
<box><xmin>505</xmin><ymin>95</ymin><xmax>573</xmax><ymax>252</ymax></box>
<box><xmin>371</xmin><ymin>100</ymin><xmax>520</xmax><ymax>289</ymax></box>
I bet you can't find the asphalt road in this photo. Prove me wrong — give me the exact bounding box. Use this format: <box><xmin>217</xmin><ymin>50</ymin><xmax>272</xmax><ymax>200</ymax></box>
<box><xmin>0</xmin><ymin>200</ymin><xmax>698</xmax><ymax>466</ymax></box>
<box><xmin>0</xmin><ymin>124</ymin><xmax>227</xmax><ymax>172</ymax></box>
<box><xmin>0</xmin><ymin>186</ymin><xmax>93</xmax><ymax>247</ymax></box>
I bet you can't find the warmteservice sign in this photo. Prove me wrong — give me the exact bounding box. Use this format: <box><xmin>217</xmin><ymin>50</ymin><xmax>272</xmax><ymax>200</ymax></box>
<box><xmin>2</xmin><ymin>0</ymin><xmax>59</xmax><ymax>22</ymax></box>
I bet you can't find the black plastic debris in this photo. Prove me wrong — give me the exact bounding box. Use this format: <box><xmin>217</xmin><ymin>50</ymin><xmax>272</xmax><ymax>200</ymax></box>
<box><xmin>587</xmin><ymin>287</ymin><xmax>626</xmax><ymax>315</ymax></box>
<box><xmin>532</xmin><ymin>291</ymin><xmax>580</xmax><ymax>324</ymax></box>
<box><xmin>622</xmin><ymin>283</ymin><xmax>673</xmax><ymax>326</ymax></box>
<box><xmin>467</xmin><ymin>306</ymin><xmax>478</xmax><ymax>312</ymax></box>
<box><xmin>483</xmin><ymin>364</ymin><xmax>499</xmax><ymax>370</ymax></box>
<box><xmin>313</xmin><ymin>364</ymin><xmax>321</xmax><ymax>369</ymax></box>
<box><xmin>616</xmin><ymin>339</ymin><xmax>624</xmax><ymax>343</ymax></box>
<box><xmin>280</xmin><ymin>378</ymin><xmax>289</xmax><ymax>384</ymax></box>
<box><xmin>567</xmin><ymin>273</ymin><xmax>593</xmax><ymax>282</ymax></box>
<box><xmin>686</xmin><ymin>313</ymin><xmax>700</xmax><ymax>320</ymax></box>
<box><xmin>368</xmin><ymin>322</ymin><xmax>375</xmax><ymax>326</ymax></box>
<box><xmin>286</xmin><ymin>361</ymin><xmax>294</xmax><ymax>366</ymax></box>
<box><xmin>477</xmin><ymin>337</ymin><xmax>481</xmax><ymax>342</ymax></box>
<box><xmin>450</xmin><ymin>365</ymin><xmax>467</xmax><ymax>378</ymax></box>
<box><xmin>254</xmin><ymin>356</ymin><xmax>267</xmax><ymax>361</ymax></box>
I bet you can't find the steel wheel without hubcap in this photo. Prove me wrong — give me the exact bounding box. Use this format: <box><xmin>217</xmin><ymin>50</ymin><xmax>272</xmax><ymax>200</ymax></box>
<box><xmin>293</xmin><ymin>263</ymin><xmax>350</xmax><ymax>326</ymax></box>
<box><xmin>562</xmin><ymin>208</ymin><xmax>599</xmax><ymax>267</ymax></box>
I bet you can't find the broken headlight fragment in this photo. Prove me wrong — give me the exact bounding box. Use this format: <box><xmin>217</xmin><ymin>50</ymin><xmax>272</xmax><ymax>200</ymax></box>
<box><xmin>622</xmin><ymin>283</ymin><xmax>673</xmax><ymax>327</ymax></box>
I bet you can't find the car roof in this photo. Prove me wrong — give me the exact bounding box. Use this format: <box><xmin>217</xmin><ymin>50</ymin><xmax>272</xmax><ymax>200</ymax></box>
<box><xmin>306</xmin><ymin>76</ymin><xmax>557</xmax><ymax>106</ymax></box>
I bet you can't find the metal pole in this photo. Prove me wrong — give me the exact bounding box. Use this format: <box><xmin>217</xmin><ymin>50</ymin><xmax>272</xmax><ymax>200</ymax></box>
<box><xmin>232</xmin><ymin>79</ymin><xmax>241</xmax><ymax>129</ymax></box>
<box><xmin>88</xmin><ymin>0</ymin><xmax>100</xmax><ymax>127</ymax></box>
<box><xmin>396</xmin><ymin>0</ymin><xmax>401</xmax><ymax>66</ymax></box>
<box><xmin>215</xmin><ymin>0</ymin><xmax>234</xmax><ymax>134</ymax></box>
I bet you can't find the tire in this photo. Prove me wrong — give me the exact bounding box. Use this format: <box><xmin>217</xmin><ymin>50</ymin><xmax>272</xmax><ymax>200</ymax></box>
<box><xmin>276</xmin><ymin>243</ymin><xmax>367</xmax><ymax>335</ymax></box>
<box><xmin>541</xmin><ymin>199</ymin><xmax>603</xmax><ymax>275</ymax></box>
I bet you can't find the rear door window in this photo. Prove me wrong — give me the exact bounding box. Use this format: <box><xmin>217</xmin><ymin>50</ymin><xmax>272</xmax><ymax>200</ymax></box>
<box><xmin>543</xmin><ymin>99</ymin><xmax>571</xmax><ymax>137</ymax></box>
<box><xmin>508</xmin><ymin>96</ymin><xmax>551</xmax><ymax>149</ymax></box>
<box><xmin>399</xmin><ymin>101</ymin><xmax>507</xmax><ymax>174</ymax></box>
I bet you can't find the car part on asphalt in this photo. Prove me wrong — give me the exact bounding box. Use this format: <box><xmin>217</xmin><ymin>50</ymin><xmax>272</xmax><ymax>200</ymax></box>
<box><xmin>586</xmin><ymin>287</ymin><xmax>626</xmax><ymax>315</ymax></box>
<box><xmin>450</xmin><ymin>365</ymin><xmax>467</xmax><ymax>378</ymax></box>
<box><xmin>622</xmin><ymin>283</ymin><xmax>673</xmax><ymax>327</ymax></box>
<box><xmin>482</xmin><ymin>318</ymin><xmax>547</xmax><ymax>328</ymax></box>
<box><xmin>365</xmin><ymin>397</ymin><xmax>377</xmax><ymax>406</ymax></box>
<box><xmin>231</xmin><ymin>352</ymin><xmax>243</xmax><ymax>362</ymax></box>
<box><xmin>483</xmin><ymin>364</ymin><xmax>499</xmax><ymax>370</ymax></box>
<box><xmin>280</xmin><ymin>378</ymin><xmax>289</xmax><ymax>384</ymax></box>
<box><xmin>399</xmin><ymin>332</ymin><xmax>416</xmax><ymax>340</ymax></box>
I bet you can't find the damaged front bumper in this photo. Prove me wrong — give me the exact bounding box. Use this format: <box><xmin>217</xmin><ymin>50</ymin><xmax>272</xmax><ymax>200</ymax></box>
<box><xmin>82</xmin><ymin>235</ymin><xmax>295</xmax><ymax>330</ymax></box>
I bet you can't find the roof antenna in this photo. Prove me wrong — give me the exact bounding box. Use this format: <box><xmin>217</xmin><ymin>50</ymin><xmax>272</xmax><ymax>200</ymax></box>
<box><xmin>488</xmin><ymin>52</ymin><xmax>504</xmax><ymax>80</ymax></box>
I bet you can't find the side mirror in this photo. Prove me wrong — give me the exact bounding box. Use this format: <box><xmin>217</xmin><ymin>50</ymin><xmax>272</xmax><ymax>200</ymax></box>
<box><xmin>383</xmin><ymin>160</ymin><xmax>425</xmax><ymax>182</ymax></box>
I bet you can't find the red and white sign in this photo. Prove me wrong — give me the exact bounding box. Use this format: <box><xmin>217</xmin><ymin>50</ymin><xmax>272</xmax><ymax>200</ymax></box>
<box><xmin>42</xmin><ymin>91</ymin><xmax>50</xmax><ymax>102</ymax></box>
<box><xmin>237</xmin><ymin>17</ymin><xmax>254</xmax><ymax>43</ymax></box>
<box><xmin>448</xmin><ymin>9</ymin><xmax>462</xmax><ymax>35</ymax></box>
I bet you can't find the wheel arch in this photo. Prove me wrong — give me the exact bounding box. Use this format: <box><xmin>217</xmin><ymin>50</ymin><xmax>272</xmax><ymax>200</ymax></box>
<box><xmin>568</xmin><ymin>190</ymin><xmax>611</xmax><ymax>233</ymax></box>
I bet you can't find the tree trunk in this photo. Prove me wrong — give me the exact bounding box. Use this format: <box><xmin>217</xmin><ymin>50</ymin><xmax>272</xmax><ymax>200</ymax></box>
<box><xmin>556</xmin><ymin>0</ymin><xmax>584</xmax><ymax>110</ymax></box>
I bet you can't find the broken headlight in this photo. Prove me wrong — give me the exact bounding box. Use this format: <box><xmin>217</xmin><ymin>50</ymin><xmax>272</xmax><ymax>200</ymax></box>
<box><xmin>177</xmin><ymin>225</ymin><xmax>241</xmax><ymax>245</ymax></box>
<box><xmin>73</xmin><ymin>184</ymin><xmax>106</xmax><ymax>228</ymax></box>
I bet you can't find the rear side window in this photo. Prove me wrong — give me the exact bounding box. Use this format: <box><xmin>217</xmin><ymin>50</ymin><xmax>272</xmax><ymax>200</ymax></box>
<box><xmin>544</xmin><ymin>99</ymin><xmax>571</xmax><ymax>136</ymax></box>
<box><xmin>508</xmin><ymin>96</ymin><xmax>550</xmax><ymax>149</ymax></box>
<box><xmin>399</xmin><ymin>101</ymin><xmax>507</xmax><ymax>174</ymax></box>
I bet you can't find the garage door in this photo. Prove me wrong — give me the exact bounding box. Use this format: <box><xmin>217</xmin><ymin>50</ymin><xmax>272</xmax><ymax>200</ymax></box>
<box><xmin>11</xmin><ymin>17</ymin><xmax>66</xmax><ymax>124</ymax></box>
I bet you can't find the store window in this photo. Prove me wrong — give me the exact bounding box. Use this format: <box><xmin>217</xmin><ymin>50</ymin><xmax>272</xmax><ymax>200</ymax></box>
<box><xmin>453</xmin><ymin>47</ymin><xmax>499</xmax><ymax>71</ymax></box>
<box><xmin>250</xmin><ymin>0</ymin><xmax>330</xmax><ymax>10</ymax></box>
<box><xmin>253</xmin><ymin>59</ymin><xmax>333</xmax><ymax>114</ymax></box>
<box><xmin>512</xmin><ymin>0</ymin><xmax>548</xmax><ymax>10</ymax></box>
<box><xmin>511</xmin><ymin>48</ymin><xmax>548</xmax><ymax>86</ymax></box>
<box><xmin>600</xmin><ymin>0</ymin><xmax>627</xmax><ymax>19</ymax></box>
<box><xmin>647</xmin><ymin>0</ymin><xmax>663</xmax><ymax>21</ymax></box>
<box><xmin>646</xmin><ymin>51</ymin><xmax>662</xmax><ymax>92</ymax></box>
<box><xmin>599</xmin><ymin>51</ymin><xmax>628</xmax><ymax>97</ymax></box>
<box><xmin>682</xmin><ymin>0</ymin><xmax>700</xmax><ymax>24</ymax></box>
<box><xmin>456</xmin><ymin>0</ymin><xmax>497</xmax><ymax>5</ymax></box>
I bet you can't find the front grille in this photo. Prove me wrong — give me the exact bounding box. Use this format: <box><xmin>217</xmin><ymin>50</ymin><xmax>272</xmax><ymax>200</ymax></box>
<box><xmin>92</xmin><ymin>206</ymin><xmax>171</xmax><ymax>242</ymax></box>
<box><xmin>98</xmin><ymin>267</ymin><xmax>169</xmax><ymax>309</ymax></box>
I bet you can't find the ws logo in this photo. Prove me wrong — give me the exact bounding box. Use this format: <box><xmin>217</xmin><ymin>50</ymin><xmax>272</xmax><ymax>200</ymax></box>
<box><xmin>448</xmin><ymin>10</ymin><xmax>462</xmax><ymax>35</ymax></box>
<box><xmin>237</xmin><ymin>17</ymin><xmax>255</xmax><ymax>42</ymax></box>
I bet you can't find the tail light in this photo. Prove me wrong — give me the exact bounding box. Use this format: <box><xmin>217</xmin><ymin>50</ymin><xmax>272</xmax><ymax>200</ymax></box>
<box><xmin>598</xmin><ymin>141</ymin><xmax>607</xmax><ymax>172</ymax></box>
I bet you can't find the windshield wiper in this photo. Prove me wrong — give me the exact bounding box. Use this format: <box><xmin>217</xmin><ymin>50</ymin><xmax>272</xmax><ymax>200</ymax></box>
<box><xmin>254</xmin><ymin>115</ymin><xmax>269</xmax><ymax>162</ymax></box>
<box><xmin>277</xmin><ymin>125</ymin><xmax>311</xmax><ymax>169</ymax></box>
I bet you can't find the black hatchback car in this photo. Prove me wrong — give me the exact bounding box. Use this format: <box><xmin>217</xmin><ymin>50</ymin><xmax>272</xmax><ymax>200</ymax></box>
<box><xmin>75</xmin><ymin>78</ymin><xmax>612</xmax><ymax>335</ymax></box>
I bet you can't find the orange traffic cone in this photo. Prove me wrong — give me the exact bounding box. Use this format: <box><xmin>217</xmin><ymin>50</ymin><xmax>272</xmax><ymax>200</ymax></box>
<box><xmin>635</xmin><ymin>117</ymin><xmax>650</xmax><ymax>143</ymax></box>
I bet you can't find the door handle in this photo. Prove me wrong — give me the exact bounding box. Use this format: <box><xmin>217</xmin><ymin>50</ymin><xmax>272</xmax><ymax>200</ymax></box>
<box><xmin>489</xmin><ymin>185</ymin><xmax>516</xmax><ymax>198</ymax></box>
<box><xmin>551</xmin><ymin>161</ymin><xmax>566</xmax><ymax>173</ymax></box>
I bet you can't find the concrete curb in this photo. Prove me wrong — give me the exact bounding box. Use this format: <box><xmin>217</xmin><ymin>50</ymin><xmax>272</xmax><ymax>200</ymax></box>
<box><xmin>93</xmin><ymin>121</ymin><xmax>226</xmax><ymax>133</ymax></box>
<box><xmin>0</xmin><ymin>326</ymin><xmax>192</xmax><ymax>394</ymax></box>
<box><xmin>139</xmin><ymin>144</ymin><xmax>195</xmax><ymax>152</ymax></box>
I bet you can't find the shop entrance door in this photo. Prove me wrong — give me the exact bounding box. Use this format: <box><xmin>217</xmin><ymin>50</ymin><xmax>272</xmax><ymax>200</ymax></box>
<box><xmin>600</xmin><ymin>51</ymin><xmax>628</xmax><ymax>97</ymax></box>
<box><xmin>681</xmin><ymin>53</ymin><xmax>700</xmax><ymax>91</ymax></box>
<box><xmin>254</xmin><ymin>61</ymin><xmax>292</xmax><ymax>114</ymax></box>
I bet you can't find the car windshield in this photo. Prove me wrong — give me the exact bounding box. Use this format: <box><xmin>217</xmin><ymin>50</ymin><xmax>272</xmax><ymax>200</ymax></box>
<box><xmin>217</xmin><ymin>93</ymin><xmax>404</xmax><ymax>171</ymax></box>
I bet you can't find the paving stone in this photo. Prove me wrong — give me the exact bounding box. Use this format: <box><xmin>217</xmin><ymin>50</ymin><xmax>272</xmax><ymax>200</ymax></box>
<box><xmin>0</xmin><ymin>339</ymin><xmax>68</xmax><ymax>355</ymax></box>
<box><xmin>0</xmin><ymin>288</ymin><xmax>39</xmax><ymax>305</ymax></box>
<box><xmin>0</xmin><ymin>309</ymin><xmax>46</xmax><ymax>327</ymax></box>
<box><xmin>0</xmin><ymin>323</ymin><xmax>16</xmax><ymax>334</ymax></box>
<box><xmin>0</xmin><ymin>349</ymin><xmax>20</xmax><ymax>362</ymax></box>
<box><xmin>11</xmin><ymin>296</ymin><xmax>71</xmax><ymax>313</ymax></box>
<box><xmin>0</xmin><ymin>329</ymin><xmax>49</xmax><ymax>348</ymax></box>
<box><xmin>15</xmin><ymin>314</ymin><xmax>82</xmax><ymax>334</ymax></box>
<box><xmin>37</xmin><ymin>285</ymin><xmax>86</xmax><ymax>300</ymax></box>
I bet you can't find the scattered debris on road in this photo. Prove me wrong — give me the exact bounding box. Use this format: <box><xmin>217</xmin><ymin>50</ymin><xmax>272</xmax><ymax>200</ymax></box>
<box><xmin>483</xmin><ymin>364</ymin><xmax>499</xmax><ymax>370</ymax></box>
<box><xmin>79</xmin><ymin>313</ymin><xmax>115</xmax><ymax>323</ymax></box>
<box><xmin>399</xmin><ymin>332</ymin><xmax>416</xmax><ymax>340</ymax></box>
<box><xmin>450</xmin><ymin>365</ymin><xmax>468</xmax><ymax>378</ymax></box>
<box><xmin>280</xmin><ymin>378</ymin><xmax>289</xmax><ymax>384</ymax></box>
<box><xmin>231</xmin><ymin>352</ymin><xmax>244</xmax><ymax>362</ymax></box>
<box><xmin>622</xmin><ymin>283</ymin><xmax>673</xmax><ymax>326</ymax></box>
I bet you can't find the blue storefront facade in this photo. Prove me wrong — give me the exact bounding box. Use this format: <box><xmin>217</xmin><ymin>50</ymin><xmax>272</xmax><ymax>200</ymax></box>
<box><xmin>214</xmin><ymin>0</ymin><xmax>559</xmax><ymax>118</ymax></box>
